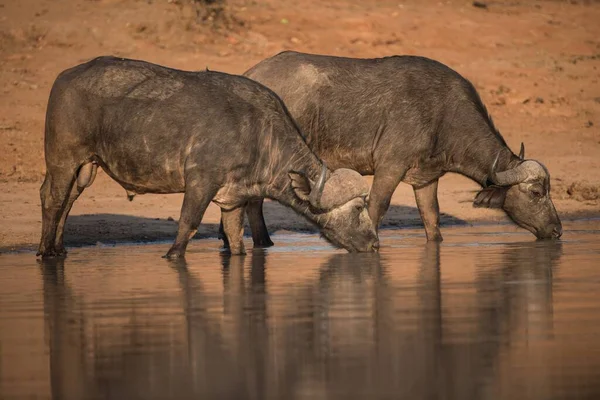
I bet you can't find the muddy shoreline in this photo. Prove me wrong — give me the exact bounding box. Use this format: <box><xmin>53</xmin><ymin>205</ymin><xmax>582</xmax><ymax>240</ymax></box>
<box><xmin>1</xmin><ymin>0</ymin><xmax>598</xmax><ymax>254</ymax></box>
<box><xmin>3</xmin><ymin>212</ymin><xmax>599</xmax><ymax>255</ymax></box>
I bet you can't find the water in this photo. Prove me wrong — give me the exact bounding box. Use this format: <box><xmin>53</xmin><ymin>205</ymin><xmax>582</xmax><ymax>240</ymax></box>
<box><xmin>1</xmin><ymin>221</ymin><xmax>600</xmax><ymax>400</ymax></box>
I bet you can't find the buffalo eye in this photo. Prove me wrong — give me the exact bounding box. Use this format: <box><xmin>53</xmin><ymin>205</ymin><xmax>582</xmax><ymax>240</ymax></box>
<box><xmin>530</xmin><ymin>186</ymin><xmax>544</xmax><ymax>198</ymax></box>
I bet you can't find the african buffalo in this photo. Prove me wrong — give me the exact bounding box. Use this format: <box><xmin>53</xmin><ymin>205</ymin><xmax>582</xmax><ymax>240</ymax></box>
<box><xmin>224</xmin><ymin>51</ymin><xmax>561</xmax><ymax>246</ymax></box>
<box><xmin>38</xmin><ymin>56</ymin><xmax>379</xmax><ymax>259</ymax></box>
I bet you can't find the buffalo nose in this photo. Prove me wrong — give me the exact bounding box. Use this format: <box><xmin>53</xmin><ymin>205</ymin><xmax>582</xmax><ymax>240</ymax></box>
<box><xmin>552</xmin><ymin>226</ymin><xmax>563</xmax><ymax>238</ymax></box>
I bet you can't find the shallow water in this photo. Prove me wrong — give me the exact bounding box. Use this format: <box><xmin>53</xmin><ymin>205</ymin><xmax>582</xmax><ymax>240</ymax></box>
<box><xmin>1</xmin><ymin>221</ymin><xmax>600</xmax><ymax>400</ymax></box>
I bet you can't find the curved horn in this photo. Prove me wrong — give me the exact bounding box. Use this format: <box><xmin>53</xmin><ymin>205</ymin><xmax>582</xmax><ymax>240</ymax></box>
<box><xmin>490</xmin><ymin>157</ymin><xmax>535</xmax><ymax>187</ymax></box>
<box><xmin>519</xmin><ymin>142</ymin><xmax>525</xmax><ymax>160</ymax></box>
<box><xmin>309</xmin><ymin>163</ymin><xmax>328</xmax><ymax>209</ymax></box>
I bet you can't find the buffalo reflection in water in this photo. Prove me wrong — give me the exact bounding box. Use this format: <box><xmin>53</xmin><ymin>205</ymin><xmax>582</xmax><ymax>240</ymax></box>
<box><xmin>38</xmin><ymin>240</ymin><xmax>563</xmax><ymax>400</ymax></box>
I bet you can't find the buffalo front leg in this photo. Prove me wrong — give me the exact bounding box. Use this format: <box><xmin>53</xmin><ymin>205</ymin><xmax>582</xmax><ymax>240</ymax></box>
<box><xmin>368</xmin><ymin>171</ymin><xmax>404</xmax><ymax>232</ymax></box>
<box><xmin>218</xmin><ymin>217</ymin><xmax>230</xmax><ymax>249</ymax></box>
<box><xmin>246</xmin><ymin>198</ymin><xmax>274</xmax><ymax>248</ymax></box>
<box><xmin>165</xmin><ymin>185</ymin><xmax>216</xmax><ymax>259</ymax></box>
<box><xmin>218</xmin><ymin>202</ymin><xmax>247</xmax><ymax>249</ymax></box>
<box><xmin>221</xmin><ymin>207</ymin><xmax>246</xmax><ymax>255</ymax></box>
<box><xmin>38</xmin><ymin>171</ymin><xmax>75</xmax><ymax>258</ymax></box>
<box><xmin>413</xmin><ymin>179</ymin><xmax>443</xmax><ymax>241</ymax></box>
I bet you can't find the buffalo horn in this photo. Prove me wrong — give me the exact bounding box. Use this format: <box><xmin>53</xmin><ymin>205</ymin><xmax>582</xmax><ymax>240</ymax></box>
<box><xmin>490</xmin><ymin>153</ymin><xmax>536</xmax><ymax>186</ymax></box>
<box><xmin>519</xmin><ymin>142</ymin><xmax>525</xmax><ymax>160</ymax></box>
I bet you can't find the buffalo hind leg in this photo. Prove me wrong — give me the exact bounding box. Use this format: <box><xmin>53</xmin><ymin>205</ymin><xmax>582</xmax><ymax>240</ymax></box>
<box><xmin>413</xmin><ymin>179</ymin><xmax>443</xmax><ymax>241</ymax></box>
<box><xmin>38</xmin><ymin>170</ymin><xmax>76</xmax><ymax>258</ymax></box>
<box><xmin>54</xmin><ymin>162</ymin><xmax>97</xmax><ymax>254</ymax></box>
<box><xmin>246</xmin><ymin>198</ymin><xmax>274</xmax><ymax>248</ymax></box>
<box><xmin>53</xmin><ymin>185</ymin><xmax>84</xmax><ymax>255</ymax></box>
<box><xmin>368</xmin><ymin>170</ymin><xmax>405</xmax><ymax>232</ymax></box>
<box><xmin>165</xmin><ymin>184</ymin><xmax>216</xmax><ymax>259</ymax></box>
<box><xmin>221</xmin><ymin>207</ymin><xmax>246</xmax><ymax>255</ymax></box>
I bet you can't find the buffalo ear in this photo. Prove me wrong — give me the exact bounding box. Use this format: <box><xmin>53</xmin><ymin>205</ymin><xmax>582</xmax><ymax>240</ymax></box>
<box><xmin>288</xmin><ymin>171</ymin><xmax>312</xmax><ymax>202</ymax></box>
<box><xmin>473</xmin><ymin>186</ymin><xmax>508</xmax><ymax>209</ymax></box>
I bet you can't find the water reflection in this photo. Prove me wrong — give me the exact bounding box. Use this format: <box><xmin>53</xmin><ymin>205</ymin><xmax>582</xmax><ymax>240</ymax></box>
<box><xmin>40</xmin><ymin>258</ymin><xmax>86</xmax><ymax>400</ymax></box>
<box><xmin>31</xmin><ymin>239</ymin><xmax>581</xmax><ymax>400</ymax></box>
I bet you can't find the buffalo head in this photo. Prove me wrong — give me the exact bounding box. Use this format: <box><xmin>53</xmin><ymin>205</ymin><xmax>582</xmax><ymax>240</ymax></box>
<box><xmin>289</xmin><ymin>164</ymin><xmax>379</xmax><ymax>252</ymax></box>
<box><xmin>474</xmin><ymin>144</ymin><xmax>562</xmax><ymax>239</ymax></box>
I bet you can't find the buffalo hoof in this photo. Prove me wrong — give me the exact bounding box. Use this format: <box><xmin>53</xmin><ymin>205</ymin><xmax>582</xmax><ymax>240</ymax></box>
<box><xmin>253</xmin><ymin>239</ymin><xmax>274</xmax><ymax>248</ymax></box>
<box><xmin>55</xmin><ymin>245</ymin><xmax>67</xmax><ymax>255</ymax></box>
<box><xmin>219</xmin><ymin>237</ymin><xmax>230</xmax><ymax>250</ymax></box>
<box><xmin>163</xmin><ymin>248</ymin><xmax>186</xmax><ymax>259</ymax></box>
<box><xmin>425</xmin><ymin>233</ymin><xmax>444</xmax><ymax>242</ymax></box>
<box><xmin>226</xmin><ymin>247</ymin><xmax>247</xmax><ymax>256</ymax></box>
<box><xmin>162</xmin><ymin>253</ymin><xmax>184</xmax><ymax>260</ymax></box>
<box><xmin>36</xmin><ymin>247</ymin><xmax>67</xmax><ymax>258</ymax></box>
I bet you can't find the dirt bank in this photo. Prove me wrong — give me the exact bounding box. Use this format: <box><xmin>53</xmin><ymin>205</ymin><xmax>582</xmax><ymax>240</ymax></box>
<box><xmin>1</xmin><ymin>0</ymin><xmax>599</xmax><ymax>251</ymax></box>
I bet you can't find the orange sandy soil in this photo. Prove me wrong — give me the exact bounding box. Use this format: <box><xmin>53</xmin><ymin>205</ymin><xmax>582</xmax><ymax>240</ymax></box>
<box><xmin>0</xmin><ymin>0</ymin><xmax>599</xmax><ymax>252</ymax></box>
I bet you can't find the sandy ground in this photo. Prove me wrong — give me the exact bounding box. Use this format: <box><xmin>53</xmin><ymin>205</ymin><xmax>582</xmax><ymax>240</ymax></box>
<box><xmin>1</xmin><ymin>0</ymin><xmax>599</xmax><ymax>252</ymax></box>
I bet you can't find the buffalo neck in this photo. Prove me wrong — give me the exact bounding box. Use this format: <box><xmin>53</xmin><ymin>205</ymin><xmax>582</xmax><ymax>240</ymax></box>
<box><xmin>445</xmin><ymin>134</ymin><xmax>521</xmax><ymax>187</ymax></box>
<box><xmin>260</xmin><ymin>129</ymin><xmax>325</xmax><ymax>223</ymax></box>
